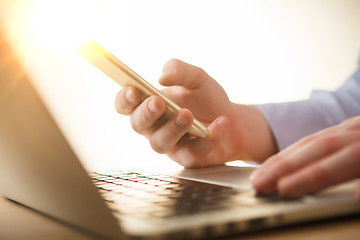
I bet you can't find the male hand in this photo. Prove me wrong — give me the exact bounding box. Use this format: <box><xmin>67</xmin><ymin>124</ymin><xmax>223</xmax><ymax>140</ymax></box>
<box><xmin>115</xmin><ymin>59</ymin><xmax>276</xmax><ymax>168</ymax></box>
<box><xmin>250</xmin><ymin>116</ymin><xmax>360</xmax><ymax>199</ymax></box>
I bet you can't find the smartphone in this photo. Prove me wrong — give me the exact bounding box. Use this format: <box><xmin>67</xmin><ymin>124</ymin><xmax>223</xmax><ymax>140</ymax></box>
<box><xmin>79</xmin><ymin>40</ymin><xmax>208</xmax><ymax>138</ymax></box>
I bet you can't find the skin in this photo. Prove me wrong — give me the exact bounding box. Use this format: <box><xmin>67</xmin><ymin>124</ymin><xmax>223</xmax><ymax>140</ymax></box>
<box><xmin>114</xmin><ymin>58</ymin><xmax>360</xmax><ymax>199</ymax></box>
<box><xmin>250</xmin><ymin>116</ymin><xmax>360</xmax><ymax>198</ymax></box>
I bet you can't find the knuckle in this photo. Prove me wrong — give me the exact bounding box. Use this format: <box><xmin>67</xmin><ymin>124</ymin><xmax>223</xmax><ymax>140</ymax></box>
<box><xmin>274</xmin><ymin>160</ymin><xmax>293</xmax><ymax>177</ymax></box>
<box><xmin>347</xmin><ymin>142</ymin><xmax>360</xmax><ymax>159</ymax></box>
<box><xmin>310</xmin><ymin>164</ymin><xmax>330</xmax><ymax>185</ymax></box>
<box><xmin>149</xmin><ymin>137</ymin><xmax>166</xmax><ymax>154</ymax></box>
<box><xmin>179</xmin><ymin>149</ymin><xmax>205</xmax><ymax>168</ymax></box>
<box><xmin>316</xmin><ymin>135</ymin><xmax>340</xmax><ymax>152</ymax></box>
<box><xmin>164</xmin><ymin>58</ymin><xmax>182</xmax><ymax>71</ymax></box>
<box><xmin>194</xmin><ymin>66</ymin><xmax>208</xmax><ymax>81</ymax></box>
<box><xmin>164</xmin><ymin>125</ymin><xmax>177</xmax><ymax>139</ymax></box>
<box><xmin>345</xmin><ymin>115</ymin><xmax>360</xmax><ymax>130</ymax></box>
<box><xmin>130</xmin><ymin>117</ymin><xmax>143</xmax><ymax>134</ymax></box>
<box><xmin>354</xmin><ymin>115</ymin><xmax>360</xmax><ymax>124</ymax></box>
<box><xmin>130</xmin><ymin>115</ymin><xmax>151</xmax><ymax>135</ymax></box>
<box><xmin>297</xmin><ymin>134</ymin><xmax>317</xmax><ymax>147</ymax></box>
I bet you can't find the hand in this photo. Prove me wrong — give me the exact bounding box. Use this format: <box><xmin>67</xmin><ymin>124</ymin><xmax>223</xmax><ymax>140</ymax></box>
<box><xmin>115</xmin><ymin>59</ymin><xmax>277</xmax><ymax>168</ymax></box>
<box><xmin>250</xmin><ymin>116</ymin><xmax>360</xmax><ymax>199</ymax></box>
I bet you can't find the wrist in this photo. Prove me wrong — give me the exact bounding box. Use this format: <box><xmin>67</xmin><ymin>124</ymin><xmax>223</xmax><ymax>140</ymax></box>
<box><xmin>226</xmin><ymin>103</ymin><xmax>278</xmax><ymax>162</ymax></box>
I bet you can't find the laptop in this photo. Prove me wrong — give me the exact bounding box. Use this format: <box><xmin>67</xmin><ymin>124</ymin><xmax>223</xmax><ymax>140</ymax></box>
<box><xmin>0</xmin><ymin>26</ymin><xmax>360</xmax><ymax>240</ymax></box>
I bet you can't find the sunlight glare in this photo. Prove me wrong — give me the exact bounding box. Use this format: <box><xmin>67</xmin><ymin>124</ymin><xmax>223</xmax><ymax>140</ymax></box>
<box><xmin>30</xmin><ymin>0</ymin><xmax>93</xmax><ymax>52</ymax></box>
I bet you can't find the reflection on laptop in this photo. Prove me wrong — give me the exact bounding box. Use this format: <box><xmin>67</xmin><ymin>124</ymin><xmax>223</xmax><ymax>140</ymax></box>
<box><xmin>0</xmin><ymin>26</ymin><xmax>360</xmax><ymax>240</ymax></box>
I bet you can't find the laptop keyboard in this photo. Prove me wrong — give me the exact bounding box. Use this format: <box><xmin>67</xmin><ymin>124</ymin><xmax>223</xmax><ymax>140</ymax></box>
<box><xmin>91</xmin><ymin>170</ymin><xmax>285</xmax><ymax>220</ymax></box>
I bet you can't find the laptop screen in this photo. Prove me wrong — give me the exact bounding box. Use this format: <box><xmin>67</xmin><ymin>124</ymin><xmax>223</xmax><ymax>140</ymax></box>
<box><xmin>0</xmin><ymin>18</ymin><xmax>125</xmax><ymax>239</ymax></box>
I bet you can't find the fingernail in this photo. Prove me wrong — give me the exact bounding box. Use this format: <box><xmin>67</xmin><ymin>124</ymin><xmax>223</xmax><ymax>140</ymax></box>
<box><xmin>125</xmin><ymin>89</ymin><xmax>136</xmax><ymax>103</ymax></box>
<box><xmin>147</xmin><ymin>99</ymin><xmax>158</xmax><ymax>113</ymax></box>
<box><xmin>175</xmin><ymin>113</ymin><xmax>189</xmax><ymax>127</ymax></box>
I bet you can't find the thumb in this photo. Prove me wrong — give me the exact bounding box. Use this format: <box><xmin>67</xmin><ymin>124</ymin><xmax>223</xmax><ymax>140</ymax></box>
<box><xmin>159</xmin><ymin>59</ymin><xmax>209</xmax><ymax>90</ymax></box>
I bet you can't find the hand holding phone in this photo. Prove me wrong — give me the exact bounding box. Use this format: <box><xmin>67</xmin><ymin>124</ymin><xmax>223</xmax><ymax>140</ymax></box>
<box><xmin>79</xmin><ymin>40</ymin><xmax>208</xmax><ymax>138</ymax></box>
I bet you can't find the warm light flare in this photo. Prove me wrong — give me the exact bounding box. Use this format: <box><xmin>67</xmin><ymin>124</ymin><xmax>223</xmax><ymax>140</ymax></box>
<box><xmin>30</xmin><ymin>0</ymin><xmax>93</xmax><ymax>52</ymax></box>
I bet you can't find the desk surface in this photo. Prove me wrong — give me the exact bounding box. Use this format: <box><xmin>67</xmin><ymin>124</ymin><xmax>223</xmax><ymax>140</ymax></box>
<box><xmin>1</xmin><ymin>196</ymin><xmax>359</xmax><ymax>240</ymax></box>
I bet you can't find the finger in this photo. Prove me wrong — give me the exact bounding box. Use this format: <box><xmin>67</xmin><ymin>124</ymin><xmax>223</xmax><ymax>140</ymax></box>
<box><xmin>159</xmin><ymin>59</ymin><xmax>208</xmax><ymax>89</ymax></box>
<box><xmin>278</xmin><ymin>142</ymin><xmax>360</xmax><ymax>197</ymax></box>
<box><xmin>130</xmin><ymin>95</ymin><xmax>166</xmax><ymax>138</ymax></box>
<box><xmin>356</xmin><ymin>184</ymin><xmax>360</xmax><ymax>201</ymax></box>
<box><xmin>251</xmin><ymin>131</ymin><xmax>359</xmax><ymax>194</ymax></box>
<box><xmin>255</xmin><ymin>130</ymin><xmax>327</xmax><ymax>171</ymax></box>
<box><xmin>168</xmin><ymin>116</ymin><xmax>229</xmax><ymax>168</ymax></box>
<box><xmin>255</xmin><ymin>118</ymin><xmax>358</xmax><ymax>173</ymax></box>
<box><xmin>249</xmin><ymin>135</ymin><xmax>317</xmax><ymax>186</ymax></box>
<box><xmin>250</xmin><ymin>135</ymin><xmax>327</xmax><ymax>194</ymax></box>
<box><xmin>114</xmin><ymin>86</ymin><xmax>142</xmax><ymax>115</ymax></box>
<box><xmin>149</xmin><ymin>109</ymin><xmax>194</xmax><ymax>154</ymax></box>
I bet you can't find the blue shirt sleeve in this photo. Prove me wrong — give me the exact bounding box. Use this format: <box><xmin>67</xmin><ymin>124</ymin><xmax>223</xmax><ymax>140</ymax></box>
<box><xmin>257</xmin><ymin>59</ymin><xmax>360</xmax><ymax>150</ymax></box>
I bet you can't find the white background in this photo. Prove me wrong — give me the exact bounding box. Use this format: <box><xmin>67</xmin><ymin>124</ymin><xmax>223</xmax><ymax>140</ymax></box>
<box><xmin>2</xmin><ymin>0</ymin><xmax>360</xmax><ymax>171</ymax></box>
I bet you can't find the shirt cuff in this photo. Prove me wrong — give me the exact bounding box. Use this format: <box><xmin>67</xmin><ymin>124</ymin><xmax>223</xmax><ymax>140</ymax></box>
<box><xmin>256</xmin><ymin>97</ymin><xmax>341</xmax><ymax>150</ymax></box>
